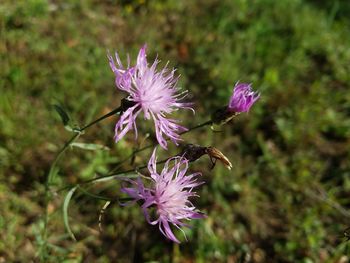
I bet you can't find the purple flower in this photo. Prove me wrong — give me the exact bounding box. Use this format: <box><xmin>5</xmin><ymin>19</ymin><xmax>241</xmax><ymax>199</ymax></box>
<box><xmin>121</xmin><ymin>148</ymin><xmax>205</xmax><ymax>243</ymax></box>
<box><xmin>228</xmin><ymin>83</ymin><xmax>260</xmax><ymax>113</ymax></box>
<box><xmin>108</xmin><ymin>45</ymin><xmax>192</xmax><ymax>149</ymax></box>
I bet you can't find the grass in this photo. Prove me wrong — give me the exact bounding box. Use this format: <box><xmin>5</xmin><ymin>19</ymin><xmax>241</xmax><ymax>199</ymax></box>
<box><xmin>1</xmin><ymin>0</ymin><xmax>350</xmax><ymax>262</ymax></box>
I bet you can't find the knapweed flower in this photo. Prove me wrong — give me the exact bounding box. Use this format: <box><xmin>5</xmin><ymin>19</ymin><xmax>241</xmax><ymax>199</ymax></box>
<box><xmin>228</xmin><ymin>82</ymin><xmax>260</xmax><ymax>113</ymax></box>
<box><xmin>108</xmin><ymin>45</ymin><xmax>192</xmax><ymax>149</ymax></box>
<box><xmin>121</xmin><ymin>148</ymin><xmax>205</xmax><ymax>243</ymax></box>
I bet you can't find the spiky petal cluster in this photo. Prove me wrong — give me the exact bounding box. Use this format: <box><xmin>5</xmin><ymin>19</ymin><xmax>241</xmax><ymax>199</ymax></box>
<box><xmin>121</xmin><ymin>148</ymin><xmax>205</xmax><ymax>243</ymax></box>
<box><xmin>108</xmin><ymin>45</ymin><xmax>191</xmax><ymax>149</ymax></box>
<box><xmin>228</xmin><ymin>83</ymin><xmax>260</xmax><ymax>113</ymax></box>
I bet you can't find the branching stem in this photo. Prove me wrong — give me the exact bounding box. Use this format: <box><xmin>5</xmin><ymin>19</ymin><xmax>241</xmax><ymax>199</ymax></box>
<box><xmin>41</xmin><ymin>106</ymin><xmax>121</xmax><ymax>261</ymax></box>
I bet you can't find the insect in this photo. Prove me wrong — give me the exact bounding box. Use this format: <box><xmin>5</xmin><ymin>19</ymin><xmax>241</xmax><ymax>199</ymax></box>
<box><xmin>181</xmin><ymin>144</ymin><xmax>232</xmax><ymax>170</ymax></box>
<box><xmin>206</xmin><ymin>146</ymin><xmax>232</xmax><ymax>170</ymax></box>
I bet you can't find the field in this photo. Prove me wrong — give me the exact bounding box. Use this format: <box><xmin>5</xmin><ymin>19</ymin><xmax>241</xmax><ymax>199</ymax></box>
<box><xmin>1</xmin><ymin>0</ymin><xmax>350</xmax><ymax>262</ymax></box>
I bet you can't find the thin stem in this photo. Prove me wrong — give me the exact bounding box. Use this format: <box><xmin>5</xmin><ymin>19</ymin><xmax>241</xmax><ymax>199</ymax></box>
<box><xmin>42</xmin><ymin>115</ymin><xmax>210</xmax><ymax>259</ymax></box>
<box><xmin>41</xmin><ymin>132</ymin><xmax>80</xmax><ymax>261</ymax></box>
<box><xmin>80</xmin><ymin>107</ymin><xmax>121</xmax><ymax>131</ymax></box>
<box><xmin>109</xmin><ymin>119</ymin><xmax>213</xmax><ymax>174</ymax></box>
<box><xmin>77</xmin><ymin>185</ymin><xmax>115</xmax><ymax>201</ymax></box>
<box><xmin>183</xmin><ymin>119</ymin><xmax>213</xmax><ymax>134</ymax></box>
<box><xmin>57</xmin><ymin>158</ymin><xmax>168</xmax><ymax>193</ymax></box>
<box><xmin>41</xmin><ymin>106</ymin><xmax>121</xmax><ymax>261</ymax></box>
<box><xmin>76</xmin><ymin>185</ymin><xmax>134</xmax><ymax>202</ymax></box>
<box><xmin>136</xmin><ymin>119</ymin><xmax>212</xmax><ymax>153</ymax></box>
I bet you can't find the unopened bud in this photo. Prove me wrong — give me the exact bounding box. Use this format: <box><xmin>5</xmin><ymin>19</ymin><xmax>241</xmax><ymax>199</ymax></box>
<box><xmin>211</xmin><ymin>82</ymin><xmax>260</xmax><ymax>125</ymax></box>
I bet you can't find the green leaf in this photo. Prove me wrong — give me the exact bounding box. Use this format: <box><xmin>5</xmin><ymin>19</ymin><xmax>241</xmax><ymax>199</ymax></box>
<box><xmin>63</xmin><ymin>186</ymin><xmax>78</xmax><ymax>241</ymax></box>
<box><xmin>53</xmin><ymin>104</ymin><xmax>79</xmax><ymax>132</ymax></box>
<box><xmin>48</xmin><ymin>165</ymin><xmax>59</xmax><ymax>185</ymax></box>
<box><xmin>63</xmin><ymin>125</ymin><xmax>76</xmax><ymax>132</ymax></box>
<box><xmin>77</xmin><ymin>185</ymin><xmax>112</xmax><ymax>201</ymax></box>
<box><xmin>71</xmin><ymin>142</ymin><xmax>109</xmax><ymax>151</ymax></box>
<box><xmin>89</xmin><ymin>173</ymin><xmax>139</xmax><ymax>184</ymax></box>
<box><xmin>53</xmin><ymin>104</ymin><xmax>70</xmax><ymax>126</ymax></box>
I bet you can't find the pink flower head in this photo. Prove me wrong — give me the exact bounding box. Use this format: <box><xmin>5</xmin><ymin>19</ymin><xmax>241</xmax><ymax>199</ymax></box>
<box><xmin>108</xmin><ymin>45</ymin><xmax>192</xmax><ymax>149</ymax></box>
<box><xmin>121</xmin><ymin>148</ymin><xmax>205</xmax><ymax>243</ymax></box>
<box><xmin>228</xmin><ymin>82</ymin><xmax>260</xmax><ymax>113</ymax></box>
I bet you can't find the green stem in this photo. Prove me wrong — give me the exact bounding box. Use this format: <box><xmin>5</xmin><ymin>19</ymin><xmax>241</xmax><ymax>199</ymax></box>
<box><xmin>41</xmin><ymin>132</ymin><xmax>80</xmax><ymax>261</ymax></box>
<box><xmin>109</xmin><ymin>119</ymin><xmax>213</xmax><ymax>174</ymax></box>
<box><xmin>57</xmin><ymin>158</ymin><xmax>168</xmax><ymax>193</ymax></box>
<box><xmin>79</xmin><ymin>107</ymin><xmax>121</xmax><ymax>131</ymax></box>
<box><xmin>77</xmin><ymin>185</ymin><xmax>115</xmax><ymax>201</ymax></box>
<box><xmin>76</xmin><ymin>185</ymin><xmax>134</xmax><ymax>202</ymax></box>
<box><xmin>41</xmin><ymin>106</ymin><xmax>121</xmax><ymax>261</ymax></box>
<box><xmin>135</xmin><ymin>119</ymin><xmax>212</xmax><ymax>153</ymax></box>
<box><xmin>42</xmin><ymin>116</ymin><xmax>211</xmax><ymax>260</ymax></box>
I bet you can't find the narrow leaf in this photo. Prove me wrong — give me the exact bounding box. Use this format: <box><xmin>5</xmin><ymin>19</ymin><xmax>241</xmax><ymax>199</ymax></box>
<box><xmin>63</xmin><ymin>186</ymin><xmax>78</xmax><ymax>241</ymax></box>
<box><xmin>89</xmin><ymin>173</ymin><xmax>139</xmax><ymax>184</ymax></box>
<box><xmin>53</xmin><ymin>104</ymin><xmax>70</xmax><ymax>126</ymax></box>
<box><xmin>71</xmin><ymin>142</ymin><xmax>109</xmax><ymax>151</ymax></box>
<box><xmin>53</xmin><ymin>104</ymin><xmax>78</xmax><ymax>132</ymax></box>
<box><xmin>77</xmin><ymin>185</ymin><xmax>112</xmax><ymax>201</ymax></box>
<box><xmin>63</xmin><ymin>125</ymin><xmax>75</xmax><ymax>132</ymax></box>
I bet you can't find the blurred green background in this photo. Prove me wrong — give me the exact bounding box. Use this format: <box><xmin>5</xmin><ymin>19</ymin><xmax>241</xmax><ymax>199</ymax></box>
<box><xmin>1</xmin><ymin>0</ymin><xmax>350</xmax><ymax>262</ymax></box>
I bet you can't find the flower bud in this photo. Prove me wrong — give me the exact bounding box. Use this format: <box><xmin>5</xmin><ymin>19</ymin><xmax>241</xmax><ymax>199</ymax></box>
<box><xmin>228</xmin><ymin>82</ymin><xmax>260</xmax><ymax>113</ymax></box>
<box><xmin>211</xmin><ymin>82</ymin><xmax>259</xmax><ymax>125</ymax></box>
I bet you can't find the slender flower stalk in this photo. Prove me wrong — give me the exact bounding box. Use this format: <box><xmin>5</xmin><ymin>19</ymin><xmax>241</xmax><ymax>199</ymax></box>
<box><xmin>108</xmin><ymin>45</ymin><xmax>192</xmax><ymax>149</ymax></box>
<box><xmin>41</xmin><ymin>106</ymin><xmax>122</xmax><ymax>260</ymax></box>
<box><xmin>121</xmin><ymin>148</ymin><xmax>205</xmax><ymax>243</ymax></box>
<box><xmin>56</xmin><ymin>120</ymin><xmax>214</xmax><ymax>193</ymax></box>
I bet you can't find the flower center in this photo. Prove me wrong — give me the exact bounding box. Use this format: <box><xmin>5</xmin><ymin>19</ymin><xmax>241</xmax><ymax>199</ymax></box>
<box><xmin>139</xmin><ymin>89</ymin><xmax>170</xmax><ymax>114</ymax></box>
<box><xmin>156</xmin><ymin>182</ymin><xmax>187</xmax><ymax>218</ymax></box>
<box><xmin>133</xmin><ymin>68</ymin><xmax>174</xmax><ymax>115</ymax></box>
